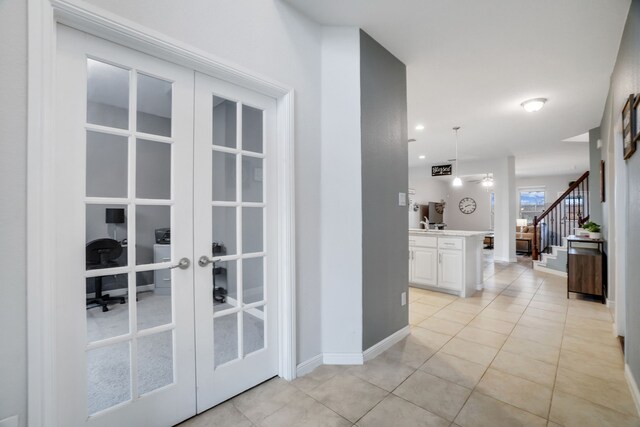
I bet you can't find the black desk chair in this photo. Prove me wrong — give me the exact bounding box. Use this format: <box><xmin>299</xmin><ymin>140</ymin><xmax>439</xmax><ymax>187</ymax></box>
<box><xmin>86</xmin><ymin>238</ymin><xmax>126</xmax><ymax>312</ymax></box>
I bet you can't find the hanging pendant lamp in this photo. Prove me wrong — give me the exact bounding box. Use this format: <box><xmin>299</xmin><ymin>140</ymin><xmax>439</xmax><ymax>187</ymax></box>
<box><xmin>452</xmin><ymin>126</ymin><xmax>462</xmax><ymax>187</ymax></box>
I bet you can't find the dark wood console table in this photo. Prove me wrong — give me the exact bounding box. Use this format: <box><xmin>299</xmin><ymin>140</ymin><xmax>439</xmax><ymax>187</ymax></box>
<box><xmin>566</xmin><ymin>235</ymin><xmax>606</xmax><ymax>303</ymax></box>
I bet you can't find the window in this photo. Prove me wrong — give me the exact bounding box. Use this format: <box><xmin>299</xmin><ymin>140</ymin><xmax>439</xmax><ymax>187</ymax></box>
<box><xmin>519</xmin><ymin>189</ymin><xmax>545</xmax><ymax>224</ymax></box>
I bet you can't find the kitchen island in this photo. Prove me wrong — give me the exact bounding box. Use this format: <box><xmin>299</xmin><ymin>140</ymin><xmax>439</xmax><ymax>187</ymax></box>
<box><xmin>408</xmin><ymin>229</ymin><xmax>485</xmax><ymax>298</ymax></box>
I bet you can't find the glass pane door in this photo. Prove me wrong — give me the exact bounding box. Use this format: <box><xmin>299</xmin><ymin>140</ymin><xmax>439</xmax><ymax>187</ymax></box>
<box><xmin>193</xmin><ymin>73</ymin><xmax>278</xmax><ymax>411</ymax></box>
<box><xmin>54</xmin><ymin>26</ymin><xmax>196</xmax><ymax>426</ymax></box>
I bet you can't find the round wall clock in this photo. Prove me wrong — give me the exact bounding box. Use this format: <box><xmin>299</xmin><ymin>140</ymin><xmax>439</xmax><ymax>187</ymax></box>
<box><xmin>459</xmin><ymin>197</ymin><xmax>477</xmax><ymax>214</ymax></box>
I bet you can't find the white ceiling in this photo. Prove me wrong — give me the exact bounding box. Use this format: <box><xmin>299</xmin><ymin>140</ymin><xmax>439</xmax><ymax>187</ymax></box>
<box><xmin>284</xmin><ymin>0</ymin><xmax>629</xmax><ymax>176</ymax></box>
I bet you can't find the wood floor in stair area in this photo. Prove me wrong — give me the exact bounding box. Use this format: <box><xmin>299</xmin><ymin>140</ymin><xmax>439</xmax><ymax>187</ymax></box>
<box><xmin>181</xmin><ymin>256</ymin><xmax>638</xmax><ymax>427</ymax></box>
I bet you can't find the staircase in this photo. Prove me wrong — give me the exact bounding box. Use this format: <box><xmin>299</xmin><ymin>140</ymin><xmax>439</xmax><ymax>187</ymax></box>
<box><xmin>533</xmin><ymin>238</ymin><xmax>569</xmax><ymax>276</ymax></box>
<box><xmin>532</xmin><ymin>171</ymin><xmax>589</xmax><ymax>275</ymax></box>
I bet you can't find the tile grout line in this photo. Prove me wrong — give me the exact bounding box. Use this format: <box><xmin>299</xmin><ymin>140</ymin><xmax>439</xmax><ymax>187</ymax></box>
<box><xmin>542</xmin><ymin>274</ymin><xmax>568</xmax><ymax>423</ymax></box>
<box><xmin>449</xmin><ymin>264</ymin><xmax>545</xmax><ymax>424</ymax></box>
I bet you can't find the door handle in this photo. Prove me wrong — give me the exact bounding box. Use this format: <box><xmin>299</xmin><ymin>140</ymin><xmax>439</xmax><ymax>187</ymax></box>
<box><xmin>169</xmin><ymin>257</ymin><xmax>191</xmax><ymax>270</ymax></box>
<box><xmin>198</xmin><ymin>255</ymin><xmax>224</xmax><ymax>267</ymax></box>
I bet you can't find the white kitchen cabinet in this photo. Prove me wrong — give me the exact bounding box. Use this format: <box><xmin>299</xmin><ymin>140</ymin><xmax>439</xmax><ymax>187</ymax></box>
<box><xmin>411</xmin><ymin>247</ymin><xmax>438</xmax><ymax>286</ymax></box>
<box><xmin>408</xmin><ymin>230</ymin><xmax>483</xmax><ymax>298</ymax></box>
<box><xmin>438</xmin><ymin>249</ymin><xmax>462</xmax><ymax>290</ymax></box>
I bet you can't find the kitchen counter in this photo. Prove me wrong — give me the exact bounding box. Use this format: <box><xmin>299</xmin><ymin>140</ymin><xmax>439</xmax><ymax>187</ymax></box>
<box><xmin>409</xmin><ymin>228</ymin><xmax>486</xmax><ymax>238</ymax></box>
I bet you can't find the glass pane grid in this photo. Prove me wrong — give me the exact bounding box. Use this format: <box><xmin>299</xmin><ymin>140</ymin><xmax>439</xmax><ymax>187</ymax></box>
<box><xmin>85</xmin><ymin>60</ymin><xmax>177</xmax><ymax>414</ymax></box>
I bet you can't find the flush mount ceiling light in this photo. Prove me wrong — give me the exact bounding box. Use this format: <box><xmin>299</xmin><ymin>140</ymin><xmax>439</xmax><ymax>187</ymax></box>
<box><xmin>418</xmin><ymin>154</ymin><xmax>426</xmax><ymax>159</ymax></box>
<box><xmin>521</xmin><ymin>98</ymin><xmax>547</xmax><ymax>112</ymax></box>
<box><xmin>452</xmin><ymin>126</ymin><xmax>462</xmax><ymax>187</ymax></box>
<box><xmin>415</xmin><ymin>124</ymin><xmax>425</xmax><ymax>131</ymax></box>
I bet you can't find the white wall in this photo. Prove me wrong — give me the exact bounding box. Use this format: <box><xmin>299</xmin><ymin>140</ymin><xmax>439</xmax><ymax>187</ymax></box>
<box><xmin>0</xmin><ymin>0</ymin><xmax>27</xmax><ymax>425</ymax></box>
<box><xmin>408</xmin><ymin>166</ymin><xmax>448</xmax><ymax>206</ymax></box>
<box><xmin>459</xmin><ymin>157</ymin><xmax>517</xmax><ymax>262</ymax></box>
<box><xmin>320</xmin><ymin>27</ymin><xmax>363</xmax><ymax>355</ymax></box>
<box><xmin>443</xmin><ymin>185</ymin><xmax>493</xmax><ymax>231</ymax></box>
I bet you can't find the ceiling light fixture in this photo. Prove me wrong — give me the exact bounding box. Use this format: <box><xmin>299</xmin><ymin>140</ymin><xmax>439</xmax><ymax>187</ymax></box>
<box><xmin>415</xmin><ymin>124</ymin><xmax>425</xmax><ymax>131</ymax></box>
<box><xmin>418</xmin><ymin>155</ymin><xmax>426</xmax><ymax>160</ymax></box>
<box><xmin>452</xmin><ymin>126</ymin><xmax>462</xmax><ymax>187</ymax></box>
<box><xmin>481</xmin><ymin>173</ymin><xmax>494</xmax><ymax>187</ymax></box>
<box><xmin>521</xmin><ymin>98</ymin><xmax>547</xmax><ymax>112</ymax></box>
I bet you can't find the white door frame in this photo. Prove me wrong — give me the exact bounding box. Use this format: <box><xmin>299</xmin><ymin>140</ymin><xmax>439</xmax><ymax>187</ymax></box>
<box><xmin>27</xmin><ymin>1</ymin><xmax>297</xmax><ymax>425</ymax></box>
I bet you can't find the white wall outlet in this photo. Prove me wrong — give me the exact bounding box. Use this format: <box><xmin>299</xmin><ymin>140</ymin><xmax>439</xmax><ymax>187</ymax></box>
<box><xmin>401</xmin><ymin>291</ymin><xmax>407</xmax><ymax>306</ymax></box>
<box><xmin>398</xmin><ymin>192</ymin><xmax>406</xmax><ymax>206</ymax></box>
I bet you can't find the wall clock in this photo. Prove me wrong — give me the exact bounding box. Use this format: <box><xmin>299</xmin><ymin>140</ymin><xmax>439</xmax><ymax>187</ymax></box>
<box><xmin>459</xmin><ymin>197</ymin><xmax>477</xmax><ymax>214</ymax></box>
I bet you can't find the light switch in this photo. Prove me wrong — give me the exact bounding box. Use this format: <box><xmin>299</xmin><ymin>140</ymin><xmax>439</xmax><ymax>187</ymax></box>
<box><xmin>398</xmin><ymin>192</ymin><xmax>406</xmax><ymax>206</ymax></box>
<box><xmin>401</xmin><ymin>292</ymin><xmax>407</xmax><ymax>306</ymax></box>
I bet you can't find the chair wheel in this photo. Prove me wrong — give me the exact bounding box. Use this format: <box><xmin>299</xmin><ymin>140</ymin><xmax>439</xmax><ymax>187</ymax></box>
<box><xmin>120</xmin><ymin>298</ymin><xmax>125</xmax><ymax>304</ymax></box>
<box><xmin>102</xmin><ymin>306</ymin><xmax>109</xmax><ymax>312</ymax></box>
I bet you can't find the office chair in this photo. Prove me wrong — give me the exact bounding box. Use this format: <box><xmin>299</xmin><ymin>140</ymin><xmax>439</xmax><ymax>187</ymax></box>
<box><xmin>86</xmin><ymin>238</ymin><xmax>126</xmax><ymax>312</ymax></box>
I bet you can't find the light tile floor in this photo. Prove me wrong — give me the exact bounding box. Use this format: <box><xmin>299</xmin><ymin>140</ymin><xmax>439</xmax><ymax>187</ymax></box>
<box><xmin>180</xmin><ymin>254</ymin><xmax>639</xmax><ymax>427</ymax></box>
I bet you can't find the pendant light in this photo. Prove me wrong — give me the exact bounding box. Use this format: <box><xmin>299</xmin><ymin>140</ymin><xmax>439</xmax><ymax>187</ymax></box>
<box><xmin>452</xmin><ymin>126</ymin><xmax>462</xmax><ymax>187</ymax></box>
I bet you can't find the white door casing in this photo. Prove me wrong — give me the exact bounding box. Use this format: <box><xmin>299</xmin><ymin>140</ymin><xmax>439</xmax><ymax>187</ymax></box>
<box><xmin>28</xmin><ymin>3</ymin><xmax>296</xmax><ymax>425</ymax></box>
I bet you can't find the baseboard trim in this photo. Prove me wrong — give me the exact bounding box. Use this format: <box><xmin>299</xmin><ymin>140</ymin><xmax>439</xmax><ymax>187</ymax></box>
<box><xmin>625</xmin><ymin>364</ymin><xmax>640</xmax><ymax>417</ymax></box>
<box><xmin>323</xmin><ymin>353</ymin><xmax>364</xmax><ymax>365</ymax></box>
<box><xmin>532</xmin><ymin>263</ymin><xmax>567</xmax><ymax>277</ymax></box>
<box><xmin>494</xmin><ymin>256</ymin><xmax>518</xmax><ymax>263</ymax></box>
<box><xmin>298</xmin><ymin>327</ymin><xmax>411</xmax><ymax>372</ymax></box>
<box><xmin>363</xmin><ymin>326</ymin><xmax>410</xmax><ymax>362</ymax></box>
<box><xmin>296</xmin><ymin>354</ymin><xmax>323</xmax><ymax>377</ymax></box>
<box><xmin>86</xmin><ymin>284</ymin><xmax>155</xmax><ymax>299</ymax></box>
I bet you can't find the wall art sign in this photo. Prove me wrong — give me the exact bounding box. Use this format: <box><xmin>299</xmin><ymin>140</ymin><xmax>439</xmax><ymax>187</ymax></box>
<box><xmin>623</xmin><ymin>93</ymin><xmax>636</xmax><ymax>160</ymax></box>
<box><xmin>431</xmin><ymin>164</ymin><xmax>452</xmax><ymax>176</ymax></box>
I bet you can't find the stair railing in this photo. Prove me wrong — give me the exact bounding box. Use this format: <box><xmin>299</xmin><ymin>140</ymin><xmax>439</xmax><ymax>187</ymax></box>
<box><xmin>532</xmin><ymin>171</ymin><xmax>589</xmax><ymax>261</ymax></box>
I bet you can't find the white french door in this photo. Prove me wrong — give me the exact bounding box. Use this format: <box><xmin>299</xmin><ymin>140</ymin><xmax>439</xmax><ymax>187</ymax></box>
<box><xmin>54</xmin><ymin>25</ymin><xmax>278</xmax><ymax>426</ymax></box>
<box><xmin>193</xmin><ymin>74</ymin><xmax>278</xmax><ymax>410</ymax></box>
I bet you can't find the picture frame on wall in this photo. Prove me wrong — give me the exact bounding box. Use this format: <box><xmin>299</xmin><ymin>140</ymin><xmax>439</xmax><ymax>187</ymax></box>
<box><xmin>623</xmin><ymin>94</ymin><xmax>636</xmax><ymax>159</ymax></box>
<box><xmin>600</xmin><ymin>160</ymin><xmax>605</xmax><ymax>203</ymax></box>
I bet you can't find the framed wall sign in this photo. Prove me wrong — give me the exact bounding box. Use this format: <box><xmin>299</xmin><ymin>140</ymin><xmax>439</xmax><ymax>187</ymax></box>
<box><xmin>432</xmin><ymin>164</ymin><xmax>452</xmax><ymax>176</ymax></box>
<box><xmin>600</xmin><ymin>160</ymin><xmax>605</xmax><ymax>203</ymax></box>
<box><xmin>623</xmin><ymin>93</ymin><xmax>636</xmax><ymax>160</ymax></box>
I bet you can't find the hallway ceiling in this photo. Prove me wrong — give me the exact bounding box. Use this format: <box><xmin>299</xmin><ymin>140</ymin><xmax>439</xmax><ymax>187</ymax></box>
<box><xmin>283</xmin><ymin>0</ymin><xmax>630</xmax><ymax>177</ymax></box>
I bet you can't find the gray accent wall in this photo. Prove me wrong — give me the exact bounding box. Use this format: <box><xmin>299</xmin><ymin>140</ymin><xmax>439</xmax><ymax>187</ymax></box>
<box><xmin>359</xmin><ymin>30</ymin><xmax>409</xmax><ymax>350</ymax></box>
<box><xmin>599</xmin><ymin>0</ymin><xmax>639</xmax><ymax>394</ymax></box>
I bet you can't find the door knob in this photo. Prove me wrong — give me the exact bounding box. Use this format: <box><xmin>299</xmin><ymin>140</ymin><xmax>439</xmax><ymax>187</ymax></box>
<box><xmin>169</xmin><ymin>257</ymin><xmax>191</xmax><ymax>270</ymax></box>
<box><xmin>198</xmin><ymin>255</ymin><xmax>224</xmax><ymax>267</ymax></box>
